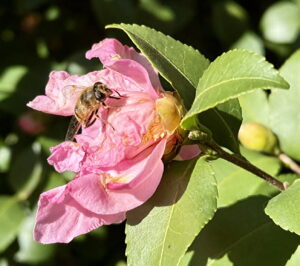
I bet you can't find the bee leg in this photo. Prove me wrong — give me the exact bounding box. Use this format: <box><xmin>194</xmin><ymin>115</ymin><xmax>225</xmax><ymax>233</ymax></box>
<box><xmin>85</xmin><ymin>110</ymin><xmax>97</xmax><ymax>127</ymax></box>
<box><xmin>110</xmin><ymin>90</ymin><xmax>126</xmax><ymax>99</ymax></box>
<box><xmin>95</xmin><ymin>113</ymin><xmax>115</xmax><ymax>131</ymax></box>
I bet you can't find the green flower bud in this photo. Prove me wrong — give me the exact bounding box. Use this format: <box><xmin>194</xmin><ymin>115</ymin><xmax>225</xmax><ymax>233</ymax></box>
<box><xmin>238</xmin><ymin>122</ymin><xmax>278</xmax><ymax>154</ymax></box>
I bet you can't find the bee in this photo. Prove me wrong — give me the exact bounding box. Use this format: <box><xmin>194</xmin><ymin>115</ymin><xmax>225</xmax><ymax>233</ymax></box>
<box><xmin>65</xmin><ymin>82</ymin><xmax>122</xmax><ymax>141</ymax></box>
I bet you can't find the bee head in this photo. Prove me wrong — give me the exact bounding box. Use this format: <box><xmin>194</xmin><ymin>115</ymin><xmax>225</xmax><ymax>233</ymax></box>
<box><xmin>93</xmin><ymin>82</ymin><xmax>113</xmax><ymax>101</ymax></box>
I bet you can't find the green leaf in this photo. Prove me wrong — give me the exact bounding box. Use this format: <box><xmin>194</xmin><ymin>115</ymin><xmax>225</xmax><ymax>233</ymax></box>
<box><xmin>0</xmin><ymin>66</ymin><xmax>28</xmax><ymax>101</ymax></box>
<box><xmin>231</xmin><ymin>31</ymin><xmax>265</xmax><ymax>55</ymax></box>
<box><xmin>125</xmin><ymin>157</ymin><xmax>217</xmax><ymax>266</ymax></box>
<box><xmin>182</xmin><ymin>196</ymin><xmax>299</xmax><ymax>266</ymax></box>
<box><xmin>181</xmin><ymin>49</ymin><xmax>289</xmax><ymax>129</ymax></box>
<box><xmin>37</xmin><ymin>136</ymin><xmax>60</xmax><ymax>156</ymax></box>
<box><xmin>0</xmin><ymin>196</ymin><xmax>25</xmax><ymax>252</ymax></box>
<box><xmin>255</xmin><ymin>174</ymin><xmax>299</xmax><ymax>197</ymax></box>
<box><xmin>260</xmin><ymin>1</ymin><xmax>300</xmax><ymax>44</ymax></box>
<box><xmin>106</xmin><ymin>23</ymin><xmax>210</xmax><ymax>108</ymax></box>
<box><xmin>15</xmin><ymin>211</ymin><xmax>55</xmax><ymax>264</ymax></box>
<box><xmin>198</xmin><ymin>99</ymin><xmax>242</xmax><ymax>153</ymax></box>
<box><xmin>0</xmin><ymin>144</ymin><xmax>11</xmax><ymax>173</ymax></box>
<box><xmin>286</xmin><ymin>245</ymin><xmax>300</xmax><ymax>266</ymax></box>
<box><xmin>239</xmin><ymin>89</ymin><xmax>269</xmax><ymax>124</ymax></box>
<box><xmin>265</xmin><ymin>180</ymin><xmax>300</xmax><ymax>236</ymax></box>
<box><xmin>9</xmin><ymin>142</ymin><xmax>43</xmax><ymax>199</ymax></box>
<box><xmin>212</xmin><ymin>0</ymin><xmax>249</xmax><ymax>46</ymax></box>
<box><xmin>212</xmin><ymin>147</ymin><xmax>281</xmax><ymax>208</ymax></box>
<box><xmin>269</xmin><ymin>50</ymin><xmax>300</xmax><ymax>161</ymax></box>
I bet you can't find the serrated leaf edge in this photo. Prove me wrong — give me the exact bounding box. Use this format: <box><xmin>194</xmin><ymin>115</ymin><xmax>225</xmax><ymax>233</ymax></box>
<box><xmin>176</xmin><ymin>160</ymin><xmax>218</xmax><ymax>266</ymax></box>
<box><xmin>106</xmin><ymin>23</ymin><xmax>210</xmax><ymax>90</ymax></box>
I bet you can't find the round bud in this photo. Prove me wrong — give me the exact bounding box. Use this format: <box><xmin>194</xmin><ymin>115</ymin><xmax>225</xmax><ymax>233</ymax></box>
<box><xmin>238</xmin><ymin>122</ymin><xmax>278</xmax><ymax>154</ymax></box>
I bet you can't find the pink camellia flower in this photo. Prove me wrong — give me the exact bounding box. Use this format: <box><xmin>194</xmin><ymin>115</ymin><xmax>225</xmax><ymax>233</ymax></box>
<box><xmin>27</xmin><ymin>38</ymin><xmax>187</xmax><ymax>244</ymax></box>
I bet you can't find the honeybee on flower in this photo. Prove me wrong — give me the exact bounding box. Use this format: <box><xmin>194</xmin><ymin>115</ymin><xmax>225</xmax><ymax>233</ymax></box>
<box><xmin>27</xmin><ymin>38</ymin><xmax>198</xmax><ymax>243</ymax></box>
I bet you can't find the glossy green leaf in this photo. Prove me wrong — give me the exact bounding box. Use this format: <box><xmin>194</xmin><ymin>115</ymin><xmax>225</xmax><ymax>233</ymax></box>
<box><xmin>0</xmin><ymin>196</ymin><xmax>25</xmax><ymax>252</ymax></box>
<box><xmin>211</xmin><ymin>147</ymin><xmax>281</xmax><ymax>208</ymax></box>
<box><xmin>0</xmin><ymin>66</ymin><xmax>28</xmax><ymax>101</ymax></box>
<box><xmin>286</xmin><ymin>245</ymin><xmax>300</xmax><ymax>266</ymax></box>
<box><xmin>15</xmin><ymin>212</ymin><xmax>55</xmax><ymax>264</ymax></box>
<box><xmin>269</xmin><ymin>50</ymin><xmax>300</xmax><ymax>161</ymax></box>
<box><xmin>260</xmin><ymin>2</ymin><xmax>300</xmax><ymax>44</ymax></box>
<box><xmin>181</xmin><ymin>196</ymin><xmax>299</xmax><ymax>266</ymax></box>
<box><xmin>199</xmin><ymin>99</ymin><xmax>242</xmax><ymax>153</ymax></box>
<box><xmin>181</xmin><ymin>49</ymin><xmax>289</xmax><ymax>129</ymax></box>
<box><xmin>106</xmin><ymin>23</ymin><xmax>210</xmax><ymax>108</ymax></box>
<box><xmin>125</xmin><ymin>157</ymin><xmax>217</xmax><ymax>266</ymax></box>
<box><xmin>265</xmin><ymin>180</ymin><xmax>300</xmax><ymax>236</ymax></box>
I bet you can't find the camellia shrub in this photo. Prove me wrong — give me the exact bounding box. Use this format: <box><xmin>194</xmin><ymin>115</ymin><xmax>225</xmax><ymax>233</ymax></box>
<box><xmin>24</xmin><ymin>23</ymin><xmax>300</xmax><ymax>265</ymax></box>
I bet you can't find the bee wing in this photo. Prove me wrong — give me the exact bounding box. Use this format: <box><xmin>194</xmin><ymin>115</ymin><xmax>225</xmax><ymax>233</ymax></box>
<box><xmin>61</xmin><ymin>85</ymin><xmax>86</xmax><ymax>107</ymax></box>
<box><xmin>65</xmin><ymin>115</ymin><xmax>81</xmax><ymax>141</ymax></box>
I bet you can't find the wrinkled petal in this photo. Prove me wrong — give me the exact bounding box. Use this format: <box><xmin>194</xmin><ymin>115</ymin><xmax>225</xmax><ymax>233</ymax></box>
<box><xmin>27</xmin><ymin>70</ymin><xmax>105</xmax><ymax>116</ymax></box>
<box><xmin>34</xmin><ymin>185</ymin><xmax>126</xmax><ymax>244</ymax></box>
<box><xmin>47</xmin><ymin>141</ymin><xmax>85</xmax><ymax>173</ymax></box>
<box><xmin>77</xmin><ymin>91</ymin><xmax>157</xmax><ymax>167</ymax></box>
<box><xmin>68</xmin><ymin>138</ymin><xmax>166</xmax><ymax>215</ymax></box>
<box><xmin>86</xmin><ymin>38</ymin><xmax>162</xmax><ymax>95</ymax></box>
<box><xmin>175</xmin><ymin>144</ymin><xmax>201</xmax><ymax>161</ymax></box>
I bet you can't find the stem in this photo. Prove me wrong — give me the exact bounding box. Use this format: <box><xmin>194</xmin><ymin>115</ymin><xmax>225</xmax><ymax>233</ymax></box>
<box><xmin>207</xmin><ymin>140</ymin><xmax>286</xmax><ymax>191</ymax></box>
<box><xmin>278</xmin><ymin>153</ymin><xmax>300</xmax><ymax>175</ymax></box>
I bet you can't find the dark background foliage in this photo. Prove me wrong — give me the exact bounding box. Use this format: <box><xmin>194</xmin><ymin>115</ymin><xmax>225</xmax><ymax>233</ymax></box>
<box><xmin>0</xmin><ymin>0</ymin><xmax>299</xmax><ymax>265</ymax></box>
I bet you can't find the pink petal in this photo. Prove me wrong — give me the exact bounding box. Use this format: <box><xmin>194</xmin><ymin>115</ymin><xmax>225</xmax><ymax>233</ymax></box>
<box><xmin>34</xmin><ymin>185</ymin><xmax>125</xmax><ymax>244</ymax></box>
<box><xmin>27</xmin><ymin>70</ymin><xmax>106</xmax><ymax>116</ymax></box>
<box><xmin>86</xmin><ymin>38</ymin><xmax>162</xmax><ymax>95</ymax></box>
<box><xmin>175</xmin><ymin>144</ymin><xmax>201</xmax><ymax>161</ymax></box>
<box><xmin>68</xmin><ymin>138</ymin><xmax>167</xmax><ymax>215</ymax></box>
<box><xmin>47</xmin><ymin>141</ymin><xmax>85</xmax><ymax>173</ymax></box>
<box><xmin>107</xmin><ymin>60</ymin><xmax>158</xmax><ymax>98</ymax></box>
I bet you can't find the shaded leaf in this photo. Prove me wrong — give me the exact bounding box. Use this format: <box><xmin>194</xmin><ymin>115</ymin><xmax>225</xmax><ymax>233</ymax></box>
<box><xmin>239</xmin><ymin>89</ymin><xmax>269</xmax><ymax>124</ymax></box>
<box><xmin>0</xmin><ymin>66</ymin><xmax>28</xmax><ymax>101</ymax></box>
<box><xmin>9</xmin><ymin>142</ymin><xmax>43</xmax><ymax>199</ymax></box>
<box><xmin>199</xmin><ymin>99</ymin><xmax>242</xmax><ymax>153</ymax></box>
<box><xmin>265</xmin><ymin>180</ymin><xmax>300</xmax><ymax>236</ymax></box>
<box><xmin>106</xmin><ymin>23</ymin><xmax>210</xmax><ymax>108</ymax></box>
<box><xmin>286</xmin><ymin>245</ymin><xmax>300</xmax><ymax>266</ymax></box>
<box><xmin>15</xmin><ymin>211</ymin><xmax>55</xmax><ymax>264</ymax></box>
<box><xmin>0</xmin><ymin>144</ymin><xmax>11</xmax><ymax>173</ymax></box>
<box><xmin>212</xmin><ymin>0</ymin><xmax>249</xmax><ymax>45</ymax></box>
<box><xmin>0</xmin><ymin>196</ymin><xmax>25</xmax><ymax>252</ymax></box>
<box><xmin>126</xmin><ymin>157</ymin><xmax>217</xmax><ymax>266</ymax></box>
<box><xmin>231</xmin><ymin>31</ymin><xmax>265</xmax><ymax>55</ymax></box>
<box><xmin>181</xmin><ymin>196</ymin><xmax>299</xmax><ymax>266</ymax></box>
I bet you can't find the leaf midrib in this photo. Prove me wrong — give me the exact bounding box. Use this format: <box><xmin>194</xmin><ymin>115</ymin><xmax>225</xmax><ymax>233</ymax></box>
<box><xmin>195</xmin><ymin>76</ymin><xmax>284</xmax><ymax>104</ymax></box>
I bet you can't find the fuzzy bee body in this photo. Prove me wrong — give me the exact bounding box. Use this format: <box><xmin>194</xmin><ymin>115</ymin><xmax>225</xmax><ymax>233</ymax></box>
<box><xmin>65</xmin><ymin>82</ymin><xmax>120</xmax><ymax>141</ymax></box>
